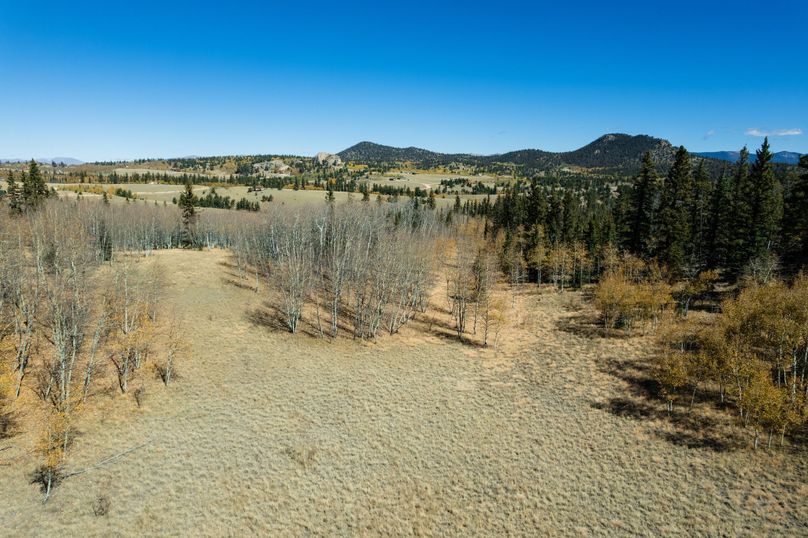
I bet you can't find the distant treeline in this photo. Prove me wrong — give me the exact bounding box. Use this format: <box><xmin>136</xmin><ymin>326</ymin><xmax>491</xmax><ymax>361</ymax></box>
<box><xmin>456</xmin><ymin>138</ymin><xmax>808</xmax><ymax>284</ymax></box>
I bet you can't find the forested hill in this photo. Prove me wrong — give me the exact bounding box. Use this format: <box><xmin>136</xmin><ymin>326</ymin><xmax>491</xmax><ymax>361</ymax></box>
<box><xmin>337</xmin><ymin>142</ymin><xmax>478</xmax><ymax>167</ymax></box>
<box><xmin>339</xmin><ymin>134</ymin><xmax>730</xmax><ymax>176</ymax></box>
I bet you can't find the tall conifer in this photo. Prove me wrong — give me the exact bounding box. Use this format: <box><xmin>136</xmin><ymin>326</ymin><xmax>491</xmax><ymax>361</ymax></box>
<box><xmin>656</xmin><ymin>146</ymin><xmax>693</xmax><ymax>277</ymax></box>
<box><xmin>782</xmin><ymin>155</ymin><xmax>808</xmax><ymax>269</ymax></box>
<box><xmin>746</xmin><ymin>137</ymin><xmax>782</xmax><ymax>260</ymax></box>
<box><xmin>627</xmin><ymin>151</ymin><xmax>658</xmax><ymax>257</ymax></box>
<box><xmin>690</xmin><ymin>160</ymin><xmax>713</xmax><ymax>269</ymax></box>
<box><xmin>706</xmin><ymin>165</ymin><xmax>732</xmax><ymax>269</ymax></box>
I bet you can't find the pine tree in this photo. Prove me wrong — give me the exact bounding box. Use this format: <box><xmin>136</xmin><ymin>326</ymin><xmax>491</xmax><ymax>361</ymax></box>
<box><xmin>782</xmin><ymin>155</ymin><xmax>808</xmax><ymax>269</ymax></box>
<box><xmin>546</xmin><ymin>189</ymin><xmax>564</xmax><ymax>244</ymax></box>
<box><xmin>690</xmin><ymin>160</ymin><xmax>713</xmax><ymax>269</ymax></box>
<box><xmin>526</xmin><ymin>177</ymin><xmax>548</xmax><ymax>229</ymax></box>
<box><xmin>179</xmin><ymin>181</ymin><xmax>197</xmax><ymax>248</ymax></box>
<box><xmin>746</xmin><ymin>137</ymin><xmax>782</xmax><ymax>261</ymax></box>
<box><xmin>727</xmin><ymin>147</ymin><xmax>752</xmax><ymax>275</ymax></box>
<box><xmin>626</xmin><ymin>152</ymin><xmax>658</xmax><ymax>257</ymax></box>
<box><xmin>705</xmin><ymin>165</ymin><xmax>732</xmax><ymax>269</ymax></box>
<box><xmin>561</xmin><ymin>189</ymin><xmax>579</xmax><ymax>244</ymax></box>
<box><xmin>6</xmin><ymin>170</ymin><xmax>21</xmax><ymax>213</ymax></box>
<box><xmin>656</xmin><ymin>146</ymin><xmax>693</xmax><ymax>277</ymax></box>
<box><xmin>22</xmin><ymin>159</ymin><xmax>47</xmax><ymax>208</ymax></box>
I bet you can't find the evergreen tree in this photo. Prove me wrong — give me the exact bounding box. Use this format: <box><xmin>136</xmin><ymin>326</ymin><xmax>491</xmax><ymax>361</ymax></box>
<box><xmin>546</xmin><ymin>189</ymin><xmax>565</xmax><ymax>244</ymax></box>
<box><xmin>726</xmin><ymin>147</ymin><xmax>752</xmax><ymax>275</ymax></box>
<box><xmin>690</xmin><ymin>160</ymin><xmax>713</xmax><ymax>269</ymax></box>
<box><xmin>6</xmin><ymin>170</ymin><xmax>21</xmax><ymax>213</ymax></box>
<box><xmin>612</xmin><ymin>184</ymin><xmax>633</xmax><ymax>249</ymax></box>
<box><xmin>179</xmin><ymin>181</ymin><xmax>197</xmax><ymax>247</ymax></box>
<box><xmin>22</xmin><ymin>159</ymin><xmax>47</xmax><ymax>208</ymax></box>
<box><xmin>745</xmin><ymin>137</ymin><xmax>782</xmax><ymax>260</ymax></box>
<box><xmin>626</xmin><ymin>152</ymin><xmax>658</xmax><ymax>257</ymax></box>
<box><xmin>782</xmin><ymin>155</ymin><xmax>808</xmax><ymax>269</ymax></box>
<box><xmin>561</xmin><ymin>189</ymin><xmax>579</xmax><ymax>244</ymax></box>
<box><xmin>656</xmin><ymin>146</ymin><xmax>693</xmax><ymax>277</ymax></box>
<box><xmin>526</xmin><ymin>177</ymin><xmax>548</xmax><ymax>229</ymax></box>
<box><xmin>705</xmin><ymin>165</ymin><xmax>732</xmax><ymax>269</ymax></box>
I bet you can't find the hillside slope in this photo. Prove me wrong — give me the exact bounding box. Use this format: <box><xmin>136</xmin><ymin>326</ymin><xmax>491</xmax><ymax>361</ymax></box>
<box><xmin>339</xmin><ymin>134</ymin><xmax>721</xmax><ymax>175</ymax></box>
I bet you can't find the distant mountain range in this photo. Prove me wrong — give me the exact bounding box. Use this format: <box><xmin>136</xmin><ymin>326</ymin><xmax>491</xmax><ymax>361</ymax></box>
<box><xmin>339</xmin><ymin>134</ymin><xmax>801</xmax><ymax>176</ymax></box>
<box><xmin>693</xmin><ymin>151</ymin><xmax>803</xmax><ymax>165</ymax></box>
<box><xmin>0</xmin><ymin>157</ymin><xmax>84</xmax><ymax>165</ymax></box>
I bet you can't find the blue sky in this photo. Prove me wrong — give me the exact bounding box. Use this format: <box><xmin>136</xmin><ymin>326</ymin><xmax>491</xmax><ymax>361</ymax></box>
<box><xmin>1</xmin><ymin>0</ymin><xmax>806</xmax><ymax>161</ymax></box>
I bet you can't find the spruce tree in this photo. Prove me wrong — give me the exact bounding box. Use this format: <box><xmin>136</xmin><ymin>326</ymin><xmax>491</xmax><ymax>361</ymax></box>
<box><xmin>546</xmin><ymin>189</ymin><xmax>565</xmax><ymax>244</ymax></box>
<box><xmin>656</xmin><ymin>146</ymin><xmax>693</xmax><ymax>277</ymax></box>
<box><xmin>526</xmin><ymin>177</ymin><xmax>548</xmax><ymax>229</ymax></box>
<box><xmin>561</xmin><ymin>189</ymin><xmax>579</xmax><ymax>244</ymax></box>
<box><xmin>626</xmin><ymin>151</ymin><xmax>658</xmax><ymax>257</ymax></box>
<box><xmin>690</xmin><ymin>160</ymin><xmax>713</xmax><ymax>269</ymax></box>
<box><xmin>727</xmin><ymin>147</ymin><xmax>752</xmax><ymax>275</ymax></box>
<box><xmin>6</xmin><ymin>170</ymin><xmax>21</xmax><ymax>213</ymax></box>
<box><xmin>22</xmin><ymin>159</ymin><xmax>47</xmax><ymax>207</ymax></box>
<box><xmin>746</xmin><ymin>137</ymin><xmax>782</xmax><ymax>261</ymax></box>
<box><xmin>782</xmin><ymin>155</ymin><xmax>808</xmax><ymax>269</ymax></box>
<box><xmin>179</xmin><ymin>181</ymin><xmax>197</xmax><ymax>247</ymax></box>
<box><xmin>705</xmin><ymin>165</ymin><xmax>732</xmax><ymax>269</ymax></box>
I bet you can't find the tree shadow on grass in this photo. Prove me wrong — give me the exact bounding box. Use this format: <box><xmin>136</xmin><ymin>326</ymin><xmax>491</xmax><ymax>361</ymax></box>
<box><xmin>593</xmin><ymin>354</ymin><xmax>746</xmax><ymax>452</ymax></box>
<box><xmin>555</xmin><ymin>312</ymin><xmax>633</xmax><ymax>340</ymax></box>
<box><xmin>246</xmin><ymin>304</ymin><xmax>291</xmax><ymax>334</ymax></box>
<box><xmin>246</xmin><ymin>303</ymin><xmax>343</xmax><ymax>340</ymax></box>
<box><xmin>221</xmin><ymin>276</ymin><xmax>258</xmax><ymax>293</ymax></box>
<box><xmin>428</xmin><ymin>327</ymin><xmax>487</xmax><ymax>348</ymax></box>
<box><xmin>0</xmin><ymin>409</ymin><xmax>19</xmax><ymax>441</ymax></box>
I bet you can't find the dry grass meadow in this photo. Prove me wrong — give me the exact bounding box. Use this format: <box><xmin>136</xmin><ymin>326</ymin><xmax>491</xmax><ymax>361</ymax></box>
<box><xmin>1</xmin><ymin>249</ymin><xmax>807</xmax><ymax>536</ymax></box>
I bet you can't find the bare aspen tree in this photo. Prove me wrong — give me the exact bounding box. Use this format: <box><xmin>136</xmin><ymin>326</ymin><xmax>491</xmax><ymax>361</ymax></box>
<box><xmin>471</xmin><ymin>244</ymin><xmax>497</xmax><ymax>335</ymax></box>
<box><xmin>481</xmin><ymin>294</ymin><xmax>507</xmax><ymax>348</ymax></box>
<box><xmin>323</xmin><ymin>206</ymin><xmax>354</xmax><ymax>337</ymax></box>
<box><xmin>448</xmin><ymin>236</ymin><xmax>476</xmax><ymax>340</ymax></box>
<box><xmin>109</xmin><ymin>259</ymin><xmax>152</xmax><ymax>393</ymax></box>
<box><xmin>273</xmin><ymin>216</ymin><xmax>313</xmax><ymax>334</ymax></box>
<box><xmin>7</xmin><ymin>232</ymin><xmax>41</xmax><ymax>398</ymax></box>
<box><xmin>160</xmin><ymin>315</ymin><xmax>185</xmax><ymax>385</ymax></box>
<box><xmin>82</xmin><ymin>308</ymin><xmax>108</xmax><ymax>402</ymax></box>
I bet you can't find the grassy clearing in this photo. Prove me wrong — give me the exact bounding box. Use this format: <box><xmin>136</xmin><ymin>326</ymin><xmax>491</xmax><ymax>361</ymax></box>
<box><xmin>0</xmin><ymin>250</ymin><xmax>805</xmax><ymax>535</ymax></box>
<box><xmin>50</xmin><ymin>183</ymin><xmax>360</xmax><ymax>207</ymax></box>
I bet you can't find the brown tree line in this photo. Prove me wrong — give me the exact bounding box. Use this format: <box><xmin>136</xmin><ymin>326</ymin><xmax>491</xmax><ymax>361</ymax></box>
<box><xmin>0</xmin><ymin>200</ymin><xmax>185</xmax><ymax>500</ymax></box>
<box><xmin>593</xmin><ymin>254</ymin><xmax>808</xmax><ymax>449</ymax></box>
<box><xmin>0</xmin><ymin>192</ymin><xmax>507</xmax><ymax>502</ymax></box>
<box><xmin>656</xmin><ymin>278</ymin><xmax>808</xmax><ymax>449</ymax></box>
<box><xmin>230</xmin><ymin>202</ymin><xmax>442</xmax><ymax>340</ymax></box>
<box><xmin>446</xmin><ymin>223</ymin><xmax>507</xmax><ymax>346</ymax></box>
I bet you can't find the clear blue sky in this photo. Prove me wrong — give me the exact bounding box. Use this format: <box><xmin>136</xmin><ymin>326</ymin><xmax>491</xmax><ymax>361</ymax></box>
<box><xmin>1</xmin><ymin>0</ymin><xmax>806</xmax><ymax>161</ymax></box>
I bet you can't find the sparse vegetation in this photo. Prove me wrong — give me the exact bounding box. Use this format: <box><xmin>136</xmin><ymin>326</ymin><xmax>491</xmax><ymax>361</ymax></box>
<box><xmin>1</xmin><ymin>141</ymin><xmax>807</xmax><ymax>534</ymax></box>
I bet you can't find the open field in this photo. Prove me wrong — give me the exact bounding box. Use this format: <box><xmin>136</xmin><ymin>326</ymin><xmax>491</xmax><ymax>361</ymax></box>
<box><xmin>50</xmin><ymin>183</ymin><xmax>361</xmax><ymax>207</ymax></box>
<box><xmin>365</xmin><ymin>172</ymin><xmax>499</xmax><ymax>191</ymax></box>
<box><xmin>50</xmin><ymin>181</ymin><xmax>492</xmax><ymax>209</ymax></box>
<box><xmin>1</xmin><ymin>249</ymin><xmax>805</xmax><ymax>536</ymax></box>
